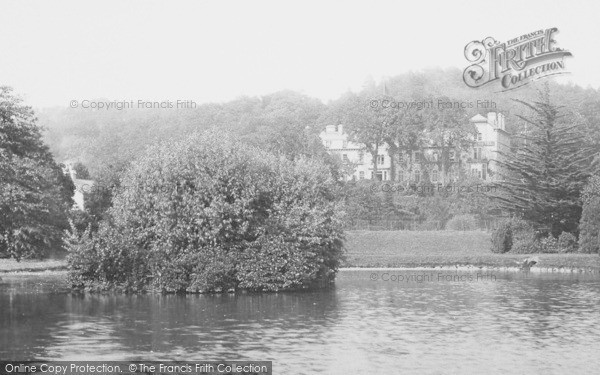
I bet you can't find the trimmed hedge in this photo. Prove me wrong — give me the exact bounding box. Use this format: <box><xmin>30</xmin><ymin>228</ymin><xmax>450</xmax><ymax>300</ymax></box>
<box><xmin>66</xmin><ymin>132</ymin><xmax>344</xmax><ymax>293</ymax></box>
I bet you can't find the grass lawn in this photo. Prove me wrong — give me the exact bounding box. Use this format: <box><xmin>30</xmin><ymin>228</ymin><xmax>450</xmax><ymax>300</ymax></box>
<box><xmin>1</xmin><ymin>231</ymin><xmax>599</xmax><ymax>273</ymax></box>
<box><xmin>342</xmin><ymin>230</ymin><xmax>600</xmax><ymax>271</ymax></box>
<box><xmin>0</xmin><ymin>258</ymin><xmax>68</xmax><ymax>273</ymax></box>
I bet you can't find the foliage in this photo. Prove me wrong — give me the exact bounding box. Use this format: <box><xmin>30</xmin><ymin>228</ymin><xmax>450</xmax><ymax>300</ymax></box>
<box><xmin>72</xmin><ymin>162</ymin><xmax>91</xmax><ymax>179</ymax></box>
<box><xmin>420</xmin><ymin>97</ymin><xmax>475</xmax><ymax>184</ymax></box>
<box><xmin>557</xmin><ymin>232</ymin><xmax>578</xmax><ymax>253</ymax></box>
<box><xmin>490</xmin><ymin>217</ymin><xmax>539</xmax><ymax>253</ymax></box>
<box><xmin>67</xmin><ymin>132</ymin><xmax>344</xmax><ymax>293</ymax></box>
<box><xmin>508</xmin><ymin>218</ymin><xmax>537</xmax><ymax>254</ymax></box>
<box><xmin>493</xmin><ymin>89</ymin><xmax>594</xmax><ymax>237</ymax></box>
<box><xmin>579</xmin><ymin>175</ymin><xmax>600</xmax><ymax>254</ymax></box>
<box><xmin>536</xmin><ymin>236</ymin><xmax>560</xmax><ymax>254</ymax></box>
<box><xmin>0</xmin><ymin>86</ymin><xmax>74</xmax><ymax>260</ymax></box>
<box><xmin>319</xmin><ymin>92</ymin><xmax>399</xmax><ymax>178</ymax></box>
<box><xmin>341</xmin><ymin>181</ymin><xmax>414</xmax><ymax>223</ymax></box>
<box><xmin>491</xmin><ymin>218</ymin><xmax>578</xmax><ymax>254</ymax></box>
<box><xmin>68</xmin><ymin>209</ymin><xmax>94</xmax><ymax>234</ymax></box>
<box><xmin>446</xmin><ymin>214</ymin><xmax>479</xmax><ymax>231</ymax></box>
<box><xmin>490</xmin><ymin>219</ymin><xmax>512</xmax><ymax>253</ymax></box>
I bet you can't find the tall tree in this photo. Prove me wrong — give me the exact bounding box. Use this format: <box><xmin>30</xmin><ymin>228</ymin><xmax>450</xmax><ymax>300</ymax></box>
<box><xmin>493</xmin><ymin>89</ymin><xmax>594</xmax><ymax>237</ymax></box>
<box><xmin>382</xmin><ymin>100</ymin><xmax>426</xmax><ymax>181</ymax></box>
<box><xmin>421</xmin><ymin>97</ymin><xmax>474</xmax><ymax>185</ymax></box>
<box><xmin>0</xmin><ymin>86</ymin><xmax>74</xmax><ymax>260</ymax></box>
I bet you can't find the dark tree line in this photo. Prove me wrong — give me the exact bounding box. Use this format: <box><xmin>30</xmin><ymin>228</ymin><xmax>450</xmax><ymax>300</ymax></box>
<box><xmin>0</xmin><ymin>86</ymin><xmax>74</xmax><ymax>260</ymax></box>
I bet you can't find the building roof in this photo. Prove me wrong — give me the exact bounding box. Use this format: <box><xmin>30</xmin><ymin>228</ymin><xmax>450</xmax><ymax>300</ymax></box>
<box><xmin>470</xmin><ymin>114</ymin><xmax>487</xmax><ymax>123</ymax></box>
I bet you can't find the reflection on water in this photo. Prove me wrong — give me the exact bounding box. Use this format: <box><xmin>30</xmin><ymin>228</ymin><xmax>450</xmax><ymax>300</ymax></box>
<box><xmin>1</xmin><ymin>270</ymin><xmax>599</xmax><ymax>374</ymax></box>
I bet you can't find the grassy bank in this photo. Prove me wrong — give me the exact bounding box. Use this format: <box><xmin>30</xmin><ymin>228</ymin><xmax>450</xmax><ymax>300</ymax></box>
<box><xmin>2</xmin><ymin>231</ymin><xmax>599</xmax><ymax>274</ymax></box>
<box><xmin>342</xmin><ymin>230</ymin><xmax>600</xmax><ymax>271</ymax></box>
<box><xmin>0</xmin><ymin>258</ymin><xmax>68</xmax><ymax>273</ymax></box>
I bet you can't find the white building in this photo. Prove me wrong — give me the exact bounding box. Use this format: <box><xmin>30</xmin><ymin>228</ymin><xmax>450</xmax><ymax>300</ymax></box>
<box><xmin>319</xmin><ymin>112</ymin><xmax>510</xmax><ymax>183</ymax></box>
<box><xmin>63</xmin><ymin>162</ymin><xmax>95</xmax><ymax>211</ymax></box>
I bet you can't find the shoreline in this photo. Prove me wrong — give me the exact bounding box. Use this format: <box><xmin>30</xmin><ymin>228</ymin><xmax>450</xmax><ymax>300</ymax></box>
<box><xmin>2</xmin><ymin>231</ymin><xmax>599</xmax><ymax>276</ymax></box>
<box><xmin>340</xmin><ymin>255</ymin><xmax>600</xmax><ymax>273</ymax></box>
<box><xmin>340</xmin><ymin>265</ymin><xmax>599</xmax><ymax>274</ymax></box>
<box><xmin>1</xmin><ymin>257</ymin><xmax>599</xmax><ymax>276</ymax></box>
<box><xmin>0</xmin><ymin>259</ymin><xmax>68</xmax><ymax>274</ymax></box>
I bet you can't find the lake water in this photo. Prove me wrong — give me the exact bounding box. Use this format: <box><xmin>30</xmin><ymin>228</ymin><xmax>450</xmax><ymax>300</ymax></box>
<box><xmin>1</xmin><ymin>269</ymin><xmax>599</xmax><ymax>374</ymax></box>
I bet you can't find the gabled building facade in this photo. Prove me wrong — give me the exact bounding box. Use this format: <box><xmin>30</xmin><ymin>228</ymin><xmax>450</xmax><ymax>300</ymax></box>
<box><xmin>320</xmin><ymin>112</ymin><xmax>511</xmax><ymax>183</ymax></box>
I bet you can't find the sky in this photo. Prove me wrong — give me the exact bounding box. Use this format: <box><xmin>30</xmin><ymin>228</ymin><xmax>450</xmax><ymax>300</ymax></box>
<box><xmin>1</xmin><ymin>0</ymin><xmax>599</xmax><ymax>108</ymax></box>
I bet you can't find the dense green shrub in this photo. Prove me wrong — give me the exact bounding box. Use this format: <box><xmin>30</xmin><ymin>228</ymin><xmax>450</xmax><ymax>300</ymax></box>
<box><xmin>507</xmin><ymin>218</ymin><xmax>536</xmax><ymax>254</ymax></box>
<box><xmin>579</xmin><ymin>175</ymin><xmax>600</xmax><ymax>254</ymax></box>
<box><xmin>490</xmin><ymin>217</ymin><xmax>539</xmax><ymax>253</ymax></box>
<box><xmin>490</xmin><ymin>218</ymin><xmax>578</xmax><ymax>254</ymax></box>
<box><xmin>557</xmin><ymin>232</ymin><xmax>578</xmax><ymax>253</ymax></box>
<box><xmin>536</xmin><ymin>236</ymin><xmax>560</xmax><ymax>253</ymax></box>
<box><xmin>66</xmin><ymin>132</ymin><xmax>344</xmax><ymax>293</ymax></box>
<box><xmin>490</xmin><ymin>219</ymin><xmax>512</xmax><ymax>253</ymax></box>
<box><xmin>446</xmin><ymin>214</ymin><xmax>479</xmax><ymax>231</ymax></box>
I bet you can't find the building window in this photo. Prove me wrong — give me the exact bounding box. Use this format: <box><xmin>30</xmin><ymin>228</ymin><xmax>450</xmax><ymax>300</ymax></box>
<box><xmin>482</xmin><ymin>163</ymin><xmax>487</xmax><ymax>180</ymax></box>
<box><xmin>359</xmin><ymin>171</ymin><xmax>365</xmax><ymax>180</ymax></box>
<box><xmin>414</xmin><ymin>169</ymin><xmax>421</xmax><ymax>183</ymax></box>
<box><xmin>449</xmin><ymin>150</ymin><xmax>456</xmax><ymax>162</ymax></box>
<box><xmin>377</xmin><ymin>155</ymin><xmax>385</xmax><ymax>165</ymax></box>
<box><xmin>432</xmin><ymin>169</ymin><xmax>439</xmax><ymax>183</ymax></box>
<box><xmin>414</xmin><ymin>152</ymin><xmax>422</xmax><ymax>162</ymax></box>
<box><xmin>398</xmin><ymin>170</ymin><xmax>404</xmax><ymax>182</ymax></box>
<box><xmin>474</xmin><ymin>147</ymin><xmax>481</xmax><ymax>160</ymax></box>
<box><xmin>342</xmin><ymin>154</ymin><xmax>349</xmax><ymax>163</ymax></box>
<box><xmin>343</xmin><ymin>141</ymin><xmax>348</xmax><ymax>148</ymax></box>
<box><xmin>325</xmin><ymin>140</ymin><xmax>332</xmax><ymax>148</ymax></box>
<box><xmin>358</xmin><ymin>151</ymin><xmax>364</xmax><ymax>163</ymax></box>
<box><xmin>477</xmin><ymin>132</ymin><xmax>482</xmax><ymax>141</ymax></box>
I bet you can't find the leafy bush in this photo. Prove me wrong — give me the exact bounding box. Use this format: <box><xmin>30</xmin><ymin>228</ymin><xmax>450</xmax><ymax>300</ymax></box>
<box><xmin>507</xmin><ymin>218</ymin><xmax>537</xmax><ymax>254</ymax></box>
<box><xmin>537</xmin><ymin>236</ymin><xmax>560</xmax><ymax>254</ymax></box>
<box><xmin>66</xmin><ymin>132</ymin><xmax>344</xmax><ymax>293</ymax></box>
<box><xmin>490</xmin><ymin>217</ymin><xmax>539</xmax><ymax>253</ymax></box>
<box><xmin>579</xmin><ymin>175</ymin><xmax>600</xmax><ymax>254</ymax></box>
<box><xmin>446</xmin><ymin>214</ymin><xmax>479</xmax><ymax>231</ymax></box>
<box><xmin>557</xmin><ymin>232</ymin><xmax>578</xmax><ymax>253</ymax></box>
<box><xmin>490</xmin><ymin>219</ymin><xmax>512</xmax><ymax>253</ymax></box>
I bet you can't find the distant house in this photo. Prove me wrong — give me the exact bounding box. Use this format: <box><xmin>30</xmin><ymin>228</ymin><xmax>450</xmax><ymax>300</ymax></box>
<box><xmin>319</xmin><ymin>112</ymin><xmax>511</xmax><ymax>183</ymax></box>
<box><xmin>63</xmin><ymin>162</ymin><xmax>95</xmax><ymax>211</ymax></box>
